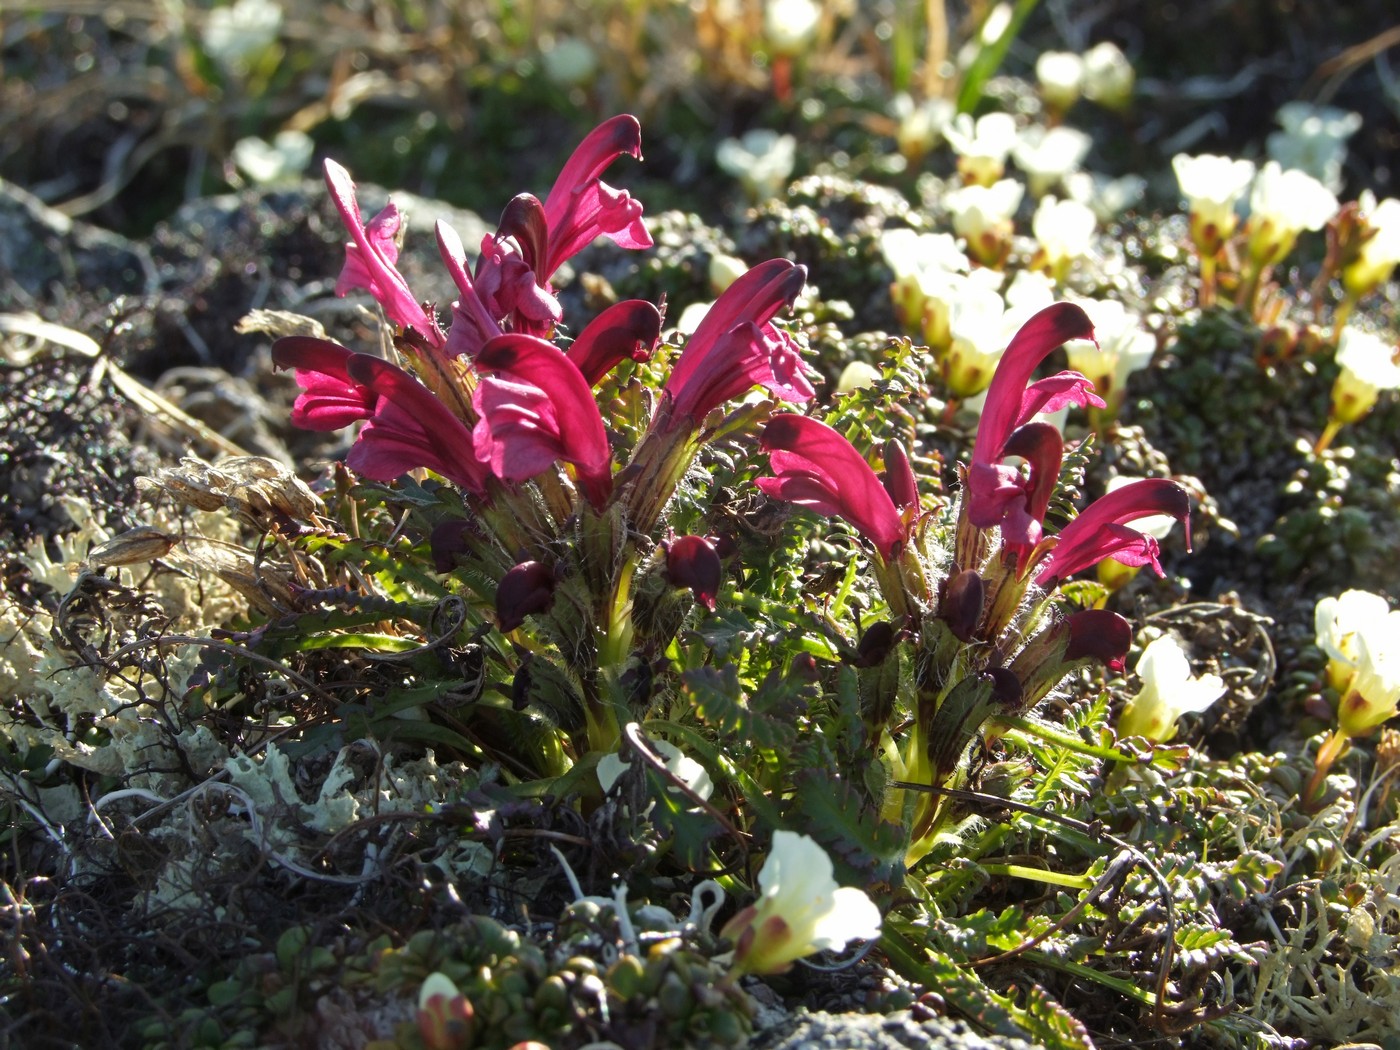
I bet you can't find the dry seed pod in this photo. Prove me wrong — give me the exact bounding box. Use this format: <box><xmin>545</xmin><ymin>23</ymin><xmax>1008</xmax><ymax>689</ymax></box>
<box><xmin>86</xmin><ymin>526</ymin><xmax>179</xmax><ymax>567</ymax></box>
<box><xmin>139</xmin><ymin>456</ymin><xmax>322</xmax><ymax>522</ymax></box>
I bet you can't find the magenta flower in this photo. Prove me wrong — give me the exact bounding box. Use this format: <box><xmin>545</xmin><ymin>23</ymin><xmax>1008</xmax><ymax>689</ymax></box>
<box><xmin>471</xmin><ymin>334</ymin><xmax>613</xmax><ymax>508</ymax></box>
<box><xmin>324</xmin><ymin>160</ymin><xmax>443</xmax><ymax>349</ymax></box>
<box><xmin>966</xmin><ymin>302</ymin><xmax>1102</xmax><ymax>547</ymax></box>
<box><xmin>565</xmin><ymin>299</ymin><xmax>663</xmax><ymax>387</ymax></box>
<box><xmin>540</xmin><ymin>114</ymin><xmax>653</xmax><ymax>276</ymax></box>
<box><xmin>758</xmin><ymin>415</ymin><xmax>906</xmax><ymax>560</ymax></box>
<box><xmin>1033</xmin><ymin>478</ymin><xmax>1191</xmax><ymax>587</ymax></box>
<box><xmin>666</xmin><ymin>259</ymin><xmax>816</xmax><ymax>423</ymax></box>
<box><xmin>436</xmin><ymin>220</ymin><xmax>506</xmax><ymax>361</ymax></box>
<box><xmin>273</xmin><ymin>336</ymin><xmax>489</xmax><ymax>495</ymax></box>
<box><xmin>272</xmin><ymin>336</ymin><xmax>377</xmax><ymax>431</ymax></box>
<box><xmin>473</xmin><ymin>115</ymin><xmax>653</xmax><ymax>336</ymax></box>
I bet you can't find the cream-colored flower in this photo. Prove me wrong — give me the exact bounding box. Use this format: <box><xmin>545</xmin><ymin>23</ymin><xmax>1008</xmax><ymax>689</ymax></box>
<box><xmin>1063</xmin><ymin>297</ymin><xmax>1155</xmax><ymax>413</ymax></box>
<box><xmin>945</xmin><ymin>112</ymin><xmax>1019</xmax><ymax>186</ymax></box>
<box><xmin>880</xmin><ymin>228</ymin><xmax>970</xmax><ymax>338</ymax></box>
<box><xmin>1064</xmin><ymin>171</ymin><xmax>1146</xmax><ymax>222</ymax></box>
<box><xmin>1245</xmin><ymin>161</ymin><xmax>1338</xmax><ymax>267</ymax></box>
<box><xmin>1032</xmin><ymin>196</ymin><xmax>1096</xmax><ymax>282</ymax></box>
<box><xmin>1340</xmin><ymin>615</ymin><xmax>1400</xmax><ymax>737</ymax></box>
<box><xmin>1012</xmin><ymin>125</ymin><xmax>1092</xmax><ymax>198</ymax></box>
<box><xmin>765</xmin><ymin>0</ymin><xmax>821</xmax><ymax>54</ymax></box>
<box><xmin>891</xmin><ymin>94</ymin><xmax>955</xmax><ymax>164</ymax></box>
<box><xmin>1266</xmin><ymin>101</ymin><xmax>1361</xmax><ymax>193</ymax></box>
<box><xmin>942</xmin><ymin>272</ymin><xmax>1051</xmax><ymax>399</ymax></box>
<box><xmin>542</xmin><ymin>37</ymin><xmax>599</xmax><ymax>86</ymax></box>
<box><xmin>1343</xmin><ymin>193</ymin><xmax>1400</xmax><ymax>299</ymax></box>
<box><xmin>1315</xmin><ymin>589</ymin><xmax>1393</xmax><ymax>689</ymax></box>
<box><xmin>1330</xmin><ymin>327</ymin><xmax>1400</xmax><ymax>426</ymax></box>
<box><xmin>596</xmin><ymin>738</ymin><xmax>714</xmax><ymax>800</ymax></box>
<box><xmin>1081</xmin><ymin>41</ymin><xmax>1134</xmax><ymax>112</ymax></box>
<box><xmin>1036</xmin><ymin>51</ymin><xmax>1084</xmax><ymax>114</ymax></box>
<box><xmin>947</xmin><ymin>178</ymin><xmax>1023</xmax><ymax>266</ymax></box>
<box><xmin>202</xmin><ymin>0</ymin><xmax>282</xmax><ymax>70</ymax></box>
<box><xmin>720</xmin><ymin>830</ymin><xmax>882</xmax><ymax>975</ymax></box>
<box><xmin>232</xmin><ymin>130</ymin><xmax>313</xmax><ymax>185</ymax></box>
<box><xmin>716</xmin><ymin>130</ymin><xmax>797</xmax><ymax>202</ymax></box>
<box><xmin>1116</xmin><ymin>636</ymin><xmax>1225</xmax><ymax>743</ymax></box>
<box><xmin>1172</xmin><ymin>154</ymin><xmax>1256</xmax><ymax>254</ymax></box>
<box><xmin>708</xmin><ymin>253</ymin><xmax>749</xmax><ymax>295</ymax></box>
<box><xmin>417</xmin><ymin>972</ymin><xmax>471</xmax><ymax>1050</ymax></box>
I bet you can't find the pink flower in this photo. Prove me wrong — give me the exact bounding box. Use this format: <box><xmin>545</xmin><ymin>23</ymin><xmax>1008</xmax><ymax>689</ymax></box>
<box><xmin>758</xmin><ymin>414</ymin><xmax>906</xmax><ymax>560</ymax></box>
<box><xmin>666</xmin><ymin>258</ymin><xmax>815</xmax><ymax>422</ymax></box>
<box><xmin>436</xmin><ymin>220</ymin><xmax>506</xmax><ymax>360</ymax></box>
<box><xmin>471</xmin><ymin>334</ymin><xmax>613</xmax><ymax>508</ymax></box>
<box><xmin>473</xmin><ymin>115</ymin><xmax>652</xmax><ymax>336</ymax></box>
<box><xmin>565</xmin><ymin>299</ymin><xmax>663</xmax><ymax>387</ymax></box>
<box><xmin>343</xmin><ymin>354</ymin><xmax>491</xmax><ymax>495</ymax></box>
<box><xmin>1033</xmin><ymin>478</ymin><xmax>1191</xmax><ymax>587</ymax></box>
<box><xmin>274</xmin><ymin>336</ymin><xmax>489</xmax><ymax>494</ymax></box>
<box><xmin>324</xmin><ymin>160</ymin><xmax>443</xmax><ymax>348</ymax></box>
<box><xmin>541</xmin><ymin>114</ymin><xmax>653</xmax><ymax>276</ymax></box>
<box><xmin>966</xmin><ymin>302</ymin><xmax>1102</xmax><ymax>547</ymax></box>
<box><xmin>272</xmin><ymin>337</ymin><xmax>377</xmax><ymax>431</ymax></box>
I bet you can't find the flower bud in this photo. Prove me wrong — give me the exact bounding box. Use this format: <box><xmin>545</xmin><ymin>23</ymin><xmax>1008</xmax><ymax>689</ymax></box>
<box><xmin>664</xmin><ymin>535</ymin><xmax>723</xmax><ymax>611</ymax></box>
<box><xmin>496</xmin><ymin>560</ymin><xmax>555</xmax><ymax>632</ymax></box>
<box><xmin>417</xmin><ymin>972</ymin><xmax>474</xmax><ymax>1050</ymax></box>
<box><xmin>939</xmin><ymin>569</ymin><xmax>985</xmax><ymax>643</ymax></box>
<box><xmin>86</xmin><ymin>526</ymin><xmax>178</xmax><ymax>567</ymax></box>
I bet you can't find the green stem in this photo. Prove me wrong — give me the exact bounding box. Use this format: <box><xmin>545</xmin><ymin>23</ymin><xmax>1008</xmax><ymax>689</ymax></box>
<box><xmin>995</xmin><ymin>714</ymin><xmax>1140</xmax><ymax>765</ymax></box>
<box><xmin>979</xmin><ymin>863</ymin><xmax>1094</xmax><ymax>890</ymax></box>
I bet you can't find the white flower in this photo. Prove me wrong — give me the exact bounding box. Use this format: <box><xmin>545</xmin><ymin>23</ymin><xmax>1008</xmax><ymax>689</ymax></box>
<box><xmin>1341</xmin><ymin>615</ymin><xmax>1400</xmax><ymax>736</ymax></box>
<box><xmin>720</xmin><ymin>830</ymin><xmax>882</xmax><ymax>975</ymax></box>
<box><xmin>1063</xmin><ymin>297</ymin><xmax>1155</xmax><ymax>411</ymax></box>
<box><xmin>231</xmin><ymin>130</ymin><xmax>313</xmax><ymax>185</ymax></box>
<box><xmin>542</xmin><ymin>37</ymin><xmax>599</xmax><ymax>86</ymax></box>
<box><xmin>942</xmin><ymin>273</ymin><xmax>1050</xmax><ymax>399</ymax></box>
<box><xmin>1172</xmin><ymin>153</ymin><xmax>1256</xmax><ymax>251</ymax></box>
<box><xmin>1011</xmin><ymin>125</ymin><xmax>1092</xmax><ymax>198</ymax></box>
<box><xmin>1064</xmin><ymin>171</ymin><xmax>1146</xmax><ymax>221</ymax></box>
<box><xmin>835</xmin><ymin>360</ymin><xmax>881</xmax><ymax>394</ymax></box>
<box><xmin>1266</xmin><ymin>101</ymin><xmax>1362</xmax><ymax>193</ymax></box>
<box><xmin>1032</xmin><ymin>196</ymin><xmax>1096</xmax><ymax>279</ymax></box>
<box><xmin>1315</xmin><ymin>589</ymin><xmax>1392</xmax><ymax>672</ymax></box>
<box><xmin>202</xmin><ymin>0</ymin><xmax>283</xmax><ymax>70</ymax></box>
<box><xmin>881</xmin><ymin>229</ymin><xmax>970</xmax><ymax>339</ymax></box>
<box><xmin>1245</xmin><ymin>161</ymin><xmax>1338</xmax><ymax>266</ymax></box>
<box><xmin>945</xmin><ymin>112</ymin><xmax>1019</xmax><ymax>186</ymax></box>
<box><xmin>596</xmin><ymin>738</ymin><xmax>714</xmax><ymax>800</ymax></box>
<box><xmin>1330</xmin><ymin>327</ymin><xmax>1400</xmax><ymax>425</ymax></box>
<box><xmin>947</xmin><ymin>178</ymin><xmax>1023</xmax><ymax>265</ymax></box>
<box><xmin>1116</xmin><ymin>636</ymin><xmax>1226</xmax><ymax>743</ymax></box>
<box><xmin>708</xmin><ymin>253</ymin><xmax>749</xmax><ymax>295</ymax></box>
<box><xmin>1344</xmin><ymin>193</ymin><xmax>1400</xmax><ymax>298</ymax></box>
<box><xmin>765</xmin><ymin>0</ymin><xmax>821</xmax><ymax>55</ymax></box>
<box><xmin>716</xmin><ymin>130</ymin><xmax>796</xmax><ymax>202</ymax></box>
<box><xmin>1081</xmin><ymin>41</ymin><xmax>1134</xmax><ymax>111</ymax></box>
<box><xmin>890</xmin><ymin>94</ymin><xmax>955</xmax><ymax>163</ymax></box>
<box><xmin>1036</xmin><ymin>52</ymin><xmax>1084</xmax><ymax>113</ymax></box>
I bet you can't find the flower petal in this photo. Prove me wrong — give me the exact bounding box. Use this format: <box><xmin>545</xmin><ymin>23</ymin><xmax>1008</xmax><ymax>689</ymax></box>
<box><xmin>566</xmin><ymin>299</ymin><xmax>663</xmax><ymax>386</ymax></box>
<box><xmin>758</xmin><ymin>415</ymin><xmax>905</xmax><ymax>559</ymax></box>
<box><xmin>1035</xmin><ymin>478</ymin><xmax>1190</xmax><ymax>586</ymax></box>
<box><xmin>272</xmin><ymin>336</ymin><xmax>378</xmax><ymax>431</ymax></box>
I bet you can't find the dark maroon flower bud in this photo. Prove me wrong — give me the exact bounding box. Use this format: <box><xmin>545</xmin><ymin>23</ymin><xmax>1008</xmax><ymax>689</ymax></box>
<box><xmin>986</xmin><ymin>667</ymin><xmax>1023</xmax><ymax>708</ymax></box>
<box><xmin>851</xmin><ymin>620</ymin><xmax>898</xmax><ymax>668</ymax></box>
<box><xmin>664</xmin><ymin>535</ymin><xmax>722</xmax><ymax>611</ymax></box>
<box><xmin>496</xmin><ymin>560</ymin><xmax>555</xmax><ymax>632</ymax></box>
<box><xmin>940</xmin><ymin>569</ymin><xmax>985</xmax><ymax>643</ymax></box>
<box><xmin>496</xmin><ymin>193</ymin><xmax>550</xmax><ymax>274</ymax></box>
<box><xmin>430</xmin><ymin>519</ymin><xmax>474</xmax><ymax>574</ymax></box>
<box><xmin>881</xmin><ymin>439</ymin><xmax>920</xmax><ymax>515</ymax></box>
<box><xmin>1065</xmin><ymin>609</ymin><xmax>1133</xmax><ymax>673</ymax></box>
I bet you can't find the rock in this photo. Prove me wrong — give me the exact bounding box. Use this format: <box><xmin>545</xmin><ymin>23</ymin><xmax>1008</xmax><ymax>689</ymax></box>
<box><xmin>0</xmin><ymin>176</ymin><xmax>156</xmax><ymax>312</ymax></box>
<box><xmin>750</xmin><ymin>1009</ymin><xmax>1041</xmax><ymax>1050</ymax></box>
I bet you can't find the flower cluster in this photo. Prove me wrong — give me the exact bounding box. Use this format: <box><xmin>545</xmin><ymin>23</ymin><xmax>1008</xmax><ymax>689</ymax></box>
<box><xmin>276</xmin><ymin>116</ymin><xmax>816</xmax><ymax>755</ymax></box>
<box><xmin>758</xmin><ymin>301</ymin><xmax>1191</xmax><ymax>857</ymax></box>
